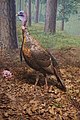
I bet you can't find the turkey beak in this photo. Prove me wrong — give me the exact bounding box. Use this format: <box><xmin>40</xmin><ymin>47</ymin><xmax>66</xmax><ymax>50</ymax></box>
<box><xmin>16</xmin><ymin>13</ymin><xmax>18</xmax><ymax>16</ymax></box>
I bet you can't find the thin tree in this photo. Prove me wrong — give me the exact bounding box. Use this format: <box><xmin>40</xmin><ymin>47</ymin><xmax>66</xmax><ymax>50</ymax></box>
<box><xmin>61</xmin><ymin>0</ymin><xmax>65</xmax><ymax>31</ymax></box>
<box><xmin>39</xmin><ymin>1</ymin><xmax>42</xmax><ymax>20</ymax></box>
<box><xmin>28</xmin><ymin>0</ymin><xmax>31</xmax><ymax>26</ymax></box>
<box><xmin>44</xmin><ymin>0</ymin><xmax>57</xmax><ymax>33</ymax></box>
<box><xmin>19</xmin><ymin>0</ymin><xmax>22</xmax><ymax>11</ymax></box>
<box><xmin>0</xmin><ymin>0</ymin><xmax>18</xmax><ymax>54</ymax></box>
<box><xmin>39</xmin><ymin>0</ymin><xmax>46</xmax><ymax>22</ymax></box>
<box><xmin>35</xmin><ymin>0</ymin><xmax>40</xmax><ymax>23</ymax></box>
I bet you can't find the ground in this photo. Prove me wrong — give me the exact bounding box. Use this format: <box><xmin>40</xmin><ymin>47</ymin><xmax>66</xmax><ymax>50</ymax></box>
<box><xmin>0</xmin><ymin>47</ymin><xmax>80</xmax><ymax>120</ymax></box>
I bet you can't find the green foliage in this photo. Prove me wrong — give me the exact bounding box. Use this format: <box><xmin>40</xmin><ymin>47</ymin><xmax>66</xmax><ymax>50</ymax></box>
<box><xmin>17</xmin><ymin>22</ymin><xmax>80</xmax><ymax>49</ymax></box>
<box><xmin>31</xmin><ymin>0</ymin><xmax>35</xmax><ymax>4</ymax></box>
<box><xmin>57</xmin><ymin>0</ymin><xmax>78</xmax><ymax>22</ymax></box>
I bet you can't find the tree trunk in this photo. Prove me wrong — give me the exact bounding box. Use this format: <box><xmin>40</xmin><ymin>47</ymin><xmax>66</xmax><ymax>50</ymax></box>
<box><xmin>44</xmin><ymin>0</ymin><xmax>57</xmax><ymax>33</ymax></box>
<box><xmin>28</xmin><ymin>0</ymin><xmax>31</xmax><ymax>26</ymax></box>
<box><xmin>19</xmin><ymin>0</ymin><xmax>21</xmax><ymax>11</ymax></box>
<box><xmin>0</xmin><ymin>0</ymin><xmax>18</xmax><ymax>54</ymax></box>
<box><xmin>35</xmin><ymin>0</ymin><xmax>39</xmax><ymax>23</ymax></box>
<box><xmin>61</xmin><ymin>19</ymin><xmax>64</xmax><ymax>31</ymax></box>
<box><xmin>61</xmin><ymin>0</ymin><xmax>65</xmax><ymax>31</ymax></box>
<box><xmin>39</xmin><ymin>3</ymin><xmax>42</xmax><ymax>21</ymax></box>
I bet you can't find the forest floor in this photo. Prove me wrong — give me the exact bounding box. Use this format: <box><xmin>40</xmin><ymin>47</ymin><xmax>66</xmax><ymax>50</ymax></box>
<box><xmin>0</xmin><ymin>47</ymin><xmax>80</xmax><ymax>120</ymax></box>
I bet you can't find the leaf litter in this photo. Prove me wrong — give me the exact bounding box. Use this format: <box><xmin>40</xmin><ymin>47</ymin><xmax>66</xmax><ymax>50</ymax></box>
<box><xmin>0</xmin><ymin>47</ymin><xmax>80</xmax><ymax>120</ymax></box>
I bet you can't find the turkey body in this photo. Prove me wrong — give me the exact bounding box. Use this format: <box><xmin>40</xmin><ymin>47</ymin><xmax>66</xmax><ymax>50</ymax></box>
<box><xmin>22</xmin><ymin>30</ymin><xmax>57</xmax><ymax>76</ymax></box>
<box><xmin>21</xmin><ymin>30</ymin><xmax>66</xmax><ymax>91</ymax></box>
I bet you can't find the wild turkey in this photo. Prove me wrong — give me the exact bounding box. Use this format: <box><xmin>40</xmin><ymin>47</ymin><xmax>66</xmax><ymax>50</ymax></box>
<box><xmin>17</xmin><ymin>11</ymin><xmax>66</xmax><ymax>91</ymax></box>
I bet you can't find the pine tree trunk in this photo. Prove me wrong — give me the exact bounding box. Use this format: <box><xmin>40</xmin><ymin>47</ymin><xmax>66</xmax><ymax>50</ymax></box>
<box><xmin>61</xmin><ymin>0</ymin><xmax>65</xmax><ymax>31</ymax></box>
<box><xmin>19</xmin><ymin>0</ymin><xmax>21</xmax><ymax>11</ymax></box>
<box><xmin>28</xmin><ymin>0</ymin><xmax>31</xmax><ymax>26</ymax></box>
<box><xmin>35</xmin><ymin>0</ymin><xmax>39</xmax><ymax>23</ymax></box>
<box><xmin>44</xmin><ymin>0</ymin><xmax>57</xmax><ymax>33</ymax></box>
<box><xmin>0</xmin><ymin>0</ymin><xmax>18</xmax><ymax>54</ymax></box>
<box><xmin>39</xmin><ymin>3</ymin><xmax>42</xmax><ymax>21</ymax></box>
<box><xmin>61</xmin><ymin>19</ymin><xmax>64</xmax><ymax>31</ymax></box>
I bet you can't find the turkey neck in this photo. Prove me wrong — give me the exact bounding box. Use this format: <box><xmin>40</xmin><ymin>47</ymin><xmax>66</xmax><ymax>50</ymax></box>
<box><xmin>22</xmin><ymin>28</ymin><xmax>26</xmax><ymax>44</ymax></box>
<box><xmin>21</xmin><ymin>26</ymin><xmax>40</xmax><ymax>49</ymax></box>
<box><xmin>22</xmin><ymin>26</ymin><xmax>30</xmax><ymax>43</ymax></box>
<box><xmin>21</xmin><ymin>27</ymin><xmax>31</xmax><ymax>58</ymax></box>
<box><xmin>21</xmin><ymin>27</ymin><xmax>27</xmax><ymax>49</ymax></box>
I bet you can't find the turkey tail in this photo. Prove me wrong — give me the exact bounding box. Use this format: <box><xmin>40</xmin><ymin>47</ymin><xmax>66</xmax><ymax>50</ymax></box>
<box><xmin>54</xmin><ymin>67</ymin><xmax>66</xmax><ymax>91</ymax></box>
<box><xmin>20</xmin><ymin>46</ymin><xmax>23</xmax><ymax>62</ymax></box>
<box><xmin>47</xmin><ymin>50</ymin><xmax>58</xmax><ymax>67</ymax></box>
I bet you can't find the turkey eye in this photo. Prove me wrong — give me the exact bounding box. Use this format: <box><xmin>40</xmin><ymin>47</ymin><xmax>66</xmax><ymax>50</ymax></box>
<box><xmin>19</xmin><ymin>12</ymin><xmax>24</xmax><ymax>16</ymax></box>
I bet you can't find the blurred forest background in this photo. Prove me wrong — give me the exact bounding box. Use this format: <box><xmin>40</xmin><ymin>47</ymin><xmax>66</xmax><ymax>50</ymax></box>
<box><xmin>0</xmin><ymin>0</ymin><xmax>80</xmax><ymax>51</ymax></box>
<box><xmin>16</xmin><ymin>0</ymin><xmax>80</xmax><ymax>35</ymax></box>
<box><xmin>15</xmin><ymin>0</ymin><xmax>80</xmax><ymax>50</ymax></box>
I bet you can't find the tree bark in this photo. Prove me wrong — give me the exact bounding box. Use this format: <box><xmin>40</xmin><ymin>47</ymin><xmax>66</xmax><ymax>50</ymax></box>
<box><xmin>19</xmin><ymin>0</ymin><xmax>21</xmax><ymax>11</ymax></box>
<box><xmin>28</xmin><ymin>0</ymin><xmax>31</xmax><ymax>26</ymax></box>
<box><xmin>35</xmin><ymin>0</ymin><xmax>39</xmax><ymax>23</ymax></box>
<box><xmin>39</xmin><ymin>2</ymin><xmax>42</xmax><ymax>21</ymax></box>
<box><xmin>61</xmin><ymin>18</ymin><xmax>64</xmax><ymax>31</ymax></box>
<box><xmin>61</xmin><ymin>0</ymin><xmax>65</xmax><ymax>31</ymax></box>
<box><xmin>44</xmin><ymin>0</ymin><xmax>57</xmax><ymax>33</ymax></box>
<box><xmin>0</xmin><ymin>0</ymin><xmax>18</xmax><ymax>54</ymax></box>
